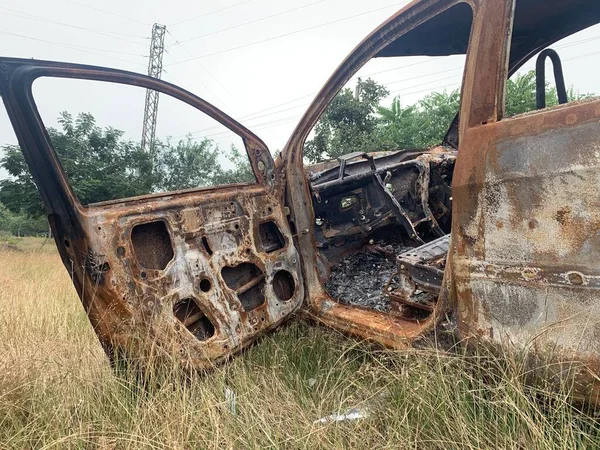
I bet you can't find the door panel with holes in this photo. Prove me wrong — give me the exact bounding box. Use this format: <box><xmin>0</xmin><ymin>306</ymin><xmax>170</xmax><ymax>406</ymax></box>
<box><xmin>0</xmin><ymin>58</ymin><xmax>303</xmax><ymax>369</ymax></box>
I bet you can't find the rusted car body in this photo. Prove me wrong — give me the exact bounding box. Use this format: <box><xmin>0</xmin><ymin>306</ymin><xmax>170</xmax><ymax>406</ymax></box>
<box><xmin>2</xmin><ymin>0</ymin><xmax>600</xmax><ymax>402</ymax></box>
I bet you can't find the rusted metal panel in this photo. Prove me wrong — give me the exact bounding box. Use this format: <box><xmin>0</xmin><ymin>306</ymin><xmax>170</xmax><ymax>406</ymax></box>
<box><xmin>303</xmin><ymin>147</ymin><xmax>455</xmax><ymax>344</ymax></box>
<box><xmin>77</xmin><ymin>184</ymin><xmax>304</xmax><ymax>370</ymax></box>
<box><xmin>0</xmin><ymin>58</ymin><xmax>305</xmax><ymax>371</ymax></box>
<box><xmin>3</xmin><ymin>0</ymin><xmax>600</xmax><ymax>407</ymax></box>
<box><xmin>454</xmin><ymin>97</ymin><xmax>600</xmax><ymax>404</ymax></box>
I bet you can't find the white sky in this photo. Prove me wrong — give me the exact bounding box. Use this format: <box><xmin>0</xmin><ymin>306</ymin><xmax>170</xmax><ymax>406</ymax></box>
<box><xmin>1</xmin><ymin>0</ymin><xmax>600</xmax><ymax>179</ymax></box>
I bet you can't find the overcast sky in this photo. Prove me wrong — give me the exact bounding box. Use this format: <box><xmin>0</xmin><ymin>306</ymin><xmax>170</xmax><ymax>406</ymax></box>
<box><xmin>1</xmin><ymin>0</ymin><xmax>599</xmax><ymax>177</ymax></box>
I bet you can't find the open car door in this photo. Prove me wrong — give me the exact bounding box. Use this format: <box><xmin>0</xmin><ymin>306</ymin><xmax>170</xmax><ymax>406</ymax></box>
<box><xmin>0</xmin><ymin>58</ymin><xmax>304</xmax><ymax>369</ymax></box>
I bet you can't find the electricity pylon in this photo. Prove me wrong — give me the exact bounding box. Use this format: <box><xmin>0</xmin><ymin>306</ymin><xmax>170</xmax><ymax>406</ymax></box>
<box><xmin>141</xmin><ymin>23</ymin><xmax>166</xmax><ymax>153</ymax></box>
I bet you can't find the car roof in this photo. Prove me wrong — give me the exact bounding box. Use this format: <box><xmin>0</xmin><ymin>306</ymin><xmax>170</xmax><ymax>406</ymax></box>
<box><xmin>375</xmin><ymin>0</ymin><xmax>600</xmax><ymax>71</ymax></box>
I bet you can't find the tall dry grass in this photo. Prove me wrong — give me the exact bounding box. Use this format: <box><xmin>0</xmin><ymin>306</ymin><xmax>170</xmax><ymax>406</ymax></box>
<box><xmin>0</xmin><ymin>238</ymin><xmax>599</xmax><ymax>449</ymax></box>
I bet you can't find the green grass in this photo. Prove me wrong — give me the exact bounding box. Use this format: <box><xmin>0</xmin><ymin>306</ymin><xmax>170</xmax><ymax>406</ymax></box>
<box><xmin>0</xmin><ymin>242</ymin><xmax>599</xmax><ymax>449</ymax></box>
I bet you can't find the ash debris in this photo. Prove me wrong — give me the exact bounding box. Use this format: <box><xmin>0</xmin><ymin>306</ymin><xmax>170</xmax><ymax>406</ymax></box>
<box><xmin>325</xmin><ymin>241</ymin><xmax>407</xmax><ymax>312</ymax></box>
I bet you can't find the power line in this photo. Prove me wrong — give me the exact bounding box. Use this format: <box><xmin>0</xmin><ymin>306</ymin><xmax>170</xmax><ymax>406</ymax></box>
<box><xmin>65</xmin><ymin>0</ymin><xmax>152</xmax><ymax>26</ymax></box>
<box><xmin>175</xmin><ymin>102</ymin><xmax>310</xmax><ymax>139</ymax></box>
<box><xmin>165</xmin><ymin>30</ymin><xmax>240</xmax><ymax>116</ymax></box>
<box><xmin>172</xmin><ymin>30</ymin><xmax>600</xmax><ymax>138</ymax></box>
<box><xmin>170</xmin><ymin>0</ymin><xmax>256</xmax><ymax>27</ymax></box>
<box><xmin>173</xmin><ymin>31</ymin><xmax>600</xmax><ymax>124</ymax></box>
<box><xmin>163</xmin><ymin>50</ymin><xmax>238</xmax><ymax>115</ymax></box>
<box><xmin>563</xmin><ymin>49</ymin><xmax>600</xmax><ymax>62</ymax></box>
<box><xmin>198</xmin><ymin>77</ymin><xmax>465</xmax><ymax>140</ymax></box>
<box><xmin>195</xmin><ymin>32</ymin><xmax>600</xmax><ymax>132</ymax></box>
<box><xmin>0</xmin><ymin>7</ymin><xmax>148</xmax><ymax>46</ymax></box>
<box><xmin>175</xmin><ymin>98</ymin><xmax>312</xmax><ymax>138</ymax></box>
<box><xmin>0</xmin><ymin>30</ymin><xmax>146</xmax><ymax>66</ymax></box>
<box><xmin>170</xmin><ymin>2</ymin><xmax>407</xmax><ymax>65</ymax></box>
<box><xmin>363</xmin><ymin>57</ymin><xmax>444</xmax><ymax>78</ymax></box>
<box><xmin>216</xmin><ymin>61</ymin><xmax>446</xmax><ymax>119</ymax></box>
<box><xmin>227</xmin><ymin>58</ymin><xmax>448</xmax><ymax>120</ymax></box>
<box><xmin>180</xmin><ymin>65</ymin><xmax>463</xmax><ymax>137</ymax></box>
<box><xmin>389</xmin><ymin>81</ymin><xmax>461</xmax><ymax>98</ymax></box>
<box><xmin>183</xmin><ymin>51</ymin><xmax>600</xmax><ymax>141</ymax></box>
<box><xmin>242</xmin><ymin>93</ymin><xmax>316</xmax><ymax>119</ymax></box>
<box><xmin>177</xmin><ymin>0</ymin><xmax>329</xmax><ymax>44</ymax></box>
<box><xmin>391</xmin><ymin>73</ymin><xmax>462</xmax><ymax>93</ymax></box>
<box><xmin>553</xmin><ymin>35</ymin><xmax>600</xmax><ymax>50</ymax></box>
<box><xmin>170</xmin><ymin>92</ymin><xmax>316</xmax><ymax>139</ymax></box>
<box><xmin>202</xmin><ymin>114</ymin><xmax>302</xmax><ymax>140</ymax></box>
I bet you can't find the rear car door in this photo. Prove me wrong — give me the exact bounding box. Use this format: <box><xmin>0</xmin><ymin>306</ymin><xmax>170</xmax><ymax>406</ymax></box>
<box><xmin>452</xmin><ymin>0</ymin><xmax>600</xmax><ymax>403</ymax></box>
<box><xmin>0</xmin><ymin>58</ymin><xmax>304</xmax><ymax>369</ymax></box>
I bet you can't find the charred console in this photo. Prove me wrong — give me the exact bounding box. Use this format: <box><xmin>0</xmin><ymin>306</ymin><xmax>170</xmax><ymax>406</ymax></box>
<box><xmin>307</xmin><ymin>148</ymin><xmax>455</xmax><ymax>321</ymax></box>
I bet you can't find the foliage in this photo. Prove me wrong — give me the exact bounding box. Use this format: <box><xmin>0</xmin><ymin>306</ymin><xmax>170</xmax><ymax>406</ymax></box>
<box><xmin>155</xmin><ymin>137</ymin><xmax>223</xmax><ymax>192</ymax></box>
<box><xmin>213</xmin><ymin>145</ymin><xmax>256</xmax><ymax>185</ymax></box>
<box><xmin>304</xmin><ymin>79</ymin><xmax>460</xmax><ymax>163</ymax></box>
<box><xmin>377</xmin><ymin>89</ymin><xmax>460</xmax><ymax>150</ymax></box>
<box><xmin>0</xmin><ymin>112</ymin><xmax>156</xmax><ymax>216</ymax></box>
<box><xmin>0</xmin><ymin>145</ymin><xmax>45</xmax><ymax>217</ymax></box>
<box><xmin>0</xmin><ymin>204</ymin><xmax>48</xmax><ymax>236</ymax></box>
<box><xmin>0</xmin><ymin>112</ymin><xmax>253</xmax><ymax>228</ymax></box>
<box><xmin>0</xmin><ymin>71</ymin><xmax>595</xmax><ymax>231</ymax></box>
<box><xmin>156</xmin><ymin>138</ymin><xmax>254</xmax><ymax>192</ymax></box>
<box><xmin>505</xmin><ymin>70</ymin><xmax>591</xmax><ymax>116</ymax></box>
<box><xmin>304</xmin><ymin>78</ymin><xmax>389</xmax><ymax>163</ymax></box>
<box><xmin>306</xmin><ymin>70</ymin><xmax>594</xmax><ymax>163</ymax></box>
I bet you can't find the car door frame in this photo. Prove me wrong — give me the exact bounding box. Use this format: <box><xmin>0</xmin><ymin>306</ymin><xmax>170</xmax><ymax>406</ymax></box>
<box><xmin>0</xmin><ymin>58</ymin><xmax>304</xmax><ymax>368</ymax></box>
<box><xmin>281</xmin><ymin>0</ymin><xmax>482</xmax><ymax>347</ymax></box>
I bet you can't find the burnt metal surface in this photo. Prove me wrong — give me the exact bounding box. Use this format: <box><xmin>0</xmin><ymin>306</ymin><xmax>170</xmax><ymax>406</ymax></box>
<box><xmin>280</xmin><ymin>0</ymin><xmax>600</xmax><ymax>405</ymax></box>
<box><xmin>454</xmin><ymin>98</ymin><xmax>600</xmax><ymax>405</ymax></box>
<box><xmin>0</xmin><ymin>58</ymin><xmax>304</xmax><ymax>371</ymax></box>
<box><xmin>2</xmin><ymin>0</ymin><xmax>600</xmax><ymax>406</ymax></box>
<box><xmin>302</xmin><ymin>147</ymin><xmax>454</xmax><ymax>344</ymax></box>
<box><xmin>451</xmin><ymin>0</ymin><xmax>600</xmax><ymax>405</ymax></box>
<box><xmin>281</xmin><ymin>0</ymin><xmax>481</xmax><ymax>351</ymax></box>
<box><xmin>309</xmin><ymin>149</ymin><xmax>454</xmax><ymax>263</ymax></box>
<box><xmin>387</xmin><ymin>234</ymin><xmax>449</xmax><ymax>317</ymax></box>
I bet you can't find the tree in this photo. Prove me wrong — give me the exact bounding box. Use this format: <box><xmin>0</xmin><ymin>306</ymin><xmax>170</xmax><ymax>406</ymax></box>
<box><xmin>305</xmin><ymin>70</ymin><xmax>594</xmax><ymax>163</ymax></box>
<box><xmin>212</xmin><ymin>145</ymin><xmax>256</xmax><ymax>185</ymax></box>
<box><xmin>156</xmin><ymin>139</ymin><xmax>254</xmax><ymax>192</ymax></box>
<box><xmin>0</xmin><ymin>112</ymin><xmax>252</xmax><ymax>221</ymax></box>
<box><xmin>49</xmin><ymin>112</ymin><xmax>156</xmax><ymax>204</ymax></box>
<box><xmin>155</xmin><ymin>137</ymin><xmax>223</xmax><ymax>192</ymax></box>
<box><xmin>0</xmin><ymin>112</ymin><xmax>156</xmax><ymax>216</ymax></box>
<box><xmin>0</xmin><ymin>204</ymin><xmax>48</xmax><ymax>236</ymax></box>
<box><xmin>377</xmin><ymin>89</ymin><xmax>461</xmax><ymax>150</ymax></box>
<box><xmin>304</xmin><ymin>78</ymin><xmax>461</xmax><ymax>163</ymax></box>
<box><xmin>304</xmin><ymin>78</ymin><xmax>389</xmax><ymax>163</ymax></box>
<box><xmin>0</xmin><ymin>145</ymin><xmax>44</xmax><ymax>217</ymax></box>
<box><xmin>1</xmin><ymin>72</ymin><xmax>593</xmax><ymax>230</ymax></box>
<box><xmin>412</xmin><ymin>90</ymin><xmax>460</xmax><ymax>147</ymax></box>
<box><xmin>376</xmin><ymin>97</ymin><xmax>419</xmax><ymax>150</ymax></box>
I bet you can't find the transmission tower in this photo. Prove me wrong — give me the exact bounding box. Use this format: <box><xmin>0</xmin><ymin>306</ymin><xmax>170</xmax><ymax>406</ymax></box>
<box><xmin>141</xmin><ymin>23</ymin><xmax>166</xmax><ymax>153</ymax></box>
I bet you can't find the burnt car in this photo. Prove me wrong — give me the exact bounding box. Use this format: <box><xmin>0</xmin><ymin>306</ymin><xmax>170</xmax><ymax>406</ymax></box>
<box><xmin>2</xmin><ymin>0</ymin><xmax>600</xmax><ymax>403</ymax></box>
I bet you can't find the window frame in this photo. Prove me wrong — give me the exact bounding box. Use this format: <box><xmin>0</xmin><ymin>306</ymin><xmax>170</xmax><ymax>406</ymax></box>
<box><xmin>12</xmin><ymin>62</ymin><xmax>273</xmax><ymax>209</ymax></box>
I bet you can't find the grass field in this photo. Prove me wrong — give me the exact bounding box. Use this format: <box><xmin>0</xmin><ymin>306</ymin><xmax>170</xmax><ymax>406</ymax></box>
<box><xmin>1</xmin><ymin>237</ymin><xmax>599</xmax><ymax>449</ymax></box>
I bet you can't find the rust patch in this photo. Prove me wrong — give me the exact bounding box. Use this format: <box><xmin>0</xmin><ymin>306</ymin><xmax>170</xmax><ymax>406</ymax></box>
<box><xmin>555</xmin><ymin>206</ymin><xmax>572</xmax><ymax>225</ymax></box>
